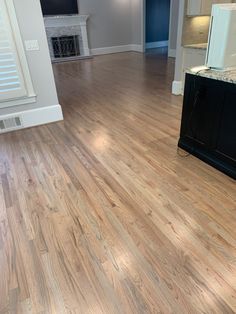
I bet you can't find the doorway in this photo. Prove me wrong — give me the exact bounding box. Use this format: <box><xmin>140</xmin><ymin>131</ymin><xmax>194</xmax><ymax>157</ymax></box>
<box><xmin>142</xmin><ymin>0</ymin><xmax>179</xmax><ymax>58</ymax></box>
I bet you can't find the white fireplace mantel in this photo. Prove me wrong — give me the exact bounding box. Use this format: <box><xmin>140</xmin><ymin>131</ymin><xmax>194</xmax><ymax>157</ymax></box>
<box><xmin>44</xmin><ymin>15</ymin><xmax>89</xmax><ymax>28</ymax></box>
<box><xmin>44</xmin><ymin>15</ymin><xmax>91</xmax><ymax>61</ymax></box>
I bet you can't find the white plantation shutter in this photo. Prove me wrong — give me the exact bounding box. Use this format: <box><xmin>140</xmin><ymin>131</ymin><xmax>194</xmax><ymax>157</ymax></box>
<box><xmin>0</xmin><ymin>0</ymin><xmax>31</xmax><ymax>102</ymax></box>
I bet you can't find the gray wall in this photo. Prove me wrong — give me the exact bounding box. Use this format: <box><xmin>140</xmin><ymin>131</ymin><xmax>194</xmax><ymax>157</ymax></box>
<box><xmin>79</xmin><ymin>0</ymin><xmax>132</xmax><ymax>49</ymax></box>
<box><xmin>79</xmin><ymin>0</ymin><xmax>143</xmax><ymax>49</ymax></box>
<box><xmin>146</xmin><ymin>0</ymin><xmax>170</xmax><ymax>43</ymax></box>
<box><xmin>0</xmin><ymin>0</ymin><xmax>59</xmax><ymax>116</ymax></box>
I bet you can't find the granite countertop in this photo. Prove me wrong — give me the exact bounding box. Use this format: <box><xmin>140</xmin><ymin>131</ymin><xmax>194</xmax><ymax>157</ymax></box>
<box><xmin>186</xmin><ymin>67</ymin><xmax>236</xmax><ymax>84</ymax></box>
<box><xmin>184</xmin><ymin>43</ymin><xmax>208</xmax><ymax>50</ymax></box>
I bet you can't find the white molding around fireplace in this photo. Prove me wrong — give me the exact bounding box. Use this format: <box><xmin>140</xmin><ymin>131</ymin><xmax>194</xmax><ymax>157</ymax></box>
<box><xmin>44</xmin><ymin>15</ymin><xmax>91</xmax><ymax>62</ymax></box>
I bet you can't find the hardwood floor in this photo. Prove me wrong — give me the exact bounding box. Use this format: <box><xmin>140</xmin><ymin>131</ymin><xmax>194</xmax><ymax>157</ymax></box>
<box><xmin>0</xmin><ymin>51</ymin><xmax>236</xmax><ymax>314</ymax></box>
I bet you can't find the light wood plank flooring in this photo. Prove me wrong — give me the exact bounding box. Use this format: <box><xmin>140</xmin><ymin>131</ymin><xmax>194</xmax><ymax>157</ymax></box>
<box><xmin>0</xmin><ymin>51</ymin><xmax>235</xmax><ymax>314</ymax></box>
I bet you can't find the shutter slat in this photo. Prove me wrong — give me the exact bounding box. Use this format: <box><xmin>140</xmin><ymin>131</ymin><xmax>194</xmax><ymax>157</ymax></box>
<box><xmin>0</xmin><ymin>86</ymin><xmax>21</xmax><ymax>93</ymax></box>
<box><xmin>0</xmin><ymin>64</ymin><xmax>17</xmax><ymax>69</ymax></box>
<box><xmin>0</xmin><ymin>75</ymin><xmax>19</xmax><ymax>82</ymax></box>
<box><xmin>0</xmin><ymin>47</ymin><xmax>11</xmax><ymax>51</ymax></box>
<box><xmin>0</xmin><ymin>81</ymin><xmax>20</xmax><ymax>87</ymax></box>
<box><xmin>0</xmin><ymin>0</ymin><xmax>27</xmax><ymax>101</ymax></box>
<box><xmin>0</xmin><ymin>70</ymin><xmax>17</xmax><ymax>76</ymax></box>
<box><xmin>0</xmin><ymin>58</ymin><xmax>14</xmax><ymax>63</ymax></box>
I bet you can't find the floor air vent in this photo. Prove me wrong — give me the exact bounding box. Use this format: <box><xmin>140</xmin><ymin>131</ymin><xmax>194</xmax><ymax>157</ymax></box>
<box><xmin>0</xmin><ymin>116</ymin><xmax>23</xmax><ymax>133</ymax></box>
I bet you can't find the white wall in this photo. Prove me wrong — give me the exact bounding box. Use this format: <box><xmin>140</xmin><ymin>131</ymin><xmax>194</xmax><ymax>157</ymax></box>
<box><xmin>79</xmin><ymin>0</ymin><xmax>143</xmax><ymax>52</ymax></box>
<box><xmin>172</xmin><ymin>0</ymin><xmax>185</xmax><ymax>95</ymax></box>
<box><xmin>0</xmin><ymin>0</ymin><xmax>62</xmax><ymax>126</ymax></box>
<box><xmin>131</xmin><ymin>0</ymin><xmax>143</xmax><ymax>46</ymax></box>
<box><xmin>168</xmin><ymin>0</ymin><xmax>180</xmax><ymax>57</ymax></box>
<box><xmin>79</xmin><ymin>0</ymin><xmax>132</xmax><ymax>49</ymax></box>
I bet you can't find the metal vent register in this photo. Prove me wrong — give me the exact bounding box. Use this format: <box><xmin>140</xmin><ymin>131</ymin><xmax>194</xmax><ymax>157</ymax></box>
<box><xmin>0</xmin><ymin>116</ymin><xmax>22</xmax><ymax>132</ymax></box>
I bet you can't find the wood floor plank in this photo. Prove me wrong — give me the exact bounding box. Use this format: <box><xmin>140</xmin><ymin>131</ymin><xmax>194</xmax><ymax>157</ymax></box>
<box><xmin>0</xmin><ymin>51</ymin><xmax>235</xmax><ymax>313</ymax></box>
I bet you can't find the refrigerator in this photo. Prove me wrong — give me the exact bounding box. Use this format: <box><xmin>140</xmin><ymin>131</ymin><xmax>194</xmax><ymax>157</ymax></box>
<box><xmin>206</xmin><ymin>4</ymin><xmax>236</xmax><ymax>70</ymax></box>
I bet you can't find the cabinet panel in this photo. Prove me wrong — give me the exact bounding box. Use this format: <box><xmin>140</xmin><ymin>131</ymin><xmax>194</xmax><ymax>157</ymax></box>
<box><xmin>201</xmin><ymin>1</ymin><xmax>213</xmax><ymax>15</ymax></box>
<box><xmin>179</xmin><ymin>74</ymin><xmax>236</xmax><ymax>179</ymax></box>
<box><xmin>187</xmin><ymin>0</ymin><xmax>232</xmax><ymax>16</ymax></box>
<box><xmin>187</xmin><ymin>0</ymin><xmax>201</xmax><ymax>16</ymax></box>
<box><xmin>216</xmin><ymin>92</ymin><xmax>236</xmax><ymax>161</ymax></box>
<box><xmin>215</xmin><ymin>0</ymin><xmax>233</xmax><ymax>3</ymax></box>
<box><xmin>181</xmin><ymin>76</ymin><xmax>222</xmax><ymax>147</ymax></box>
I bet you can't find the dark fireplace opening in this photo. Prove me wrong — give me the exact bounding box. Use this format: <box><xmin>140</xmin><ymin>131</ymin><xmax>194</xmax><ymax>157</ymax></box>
<box><xmin>52</xmin><ymin>35</ymin><xmax>80</xmax><ymax>59</ymax></box>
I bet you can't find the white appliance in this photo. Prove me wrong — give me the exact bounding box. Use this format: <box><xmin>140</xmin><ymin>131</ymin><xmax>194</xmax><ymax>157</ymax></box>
<box><xmin>206</xmin><ymin>4</ymin><xmax>236</xmax><ymax>70</ymax></box>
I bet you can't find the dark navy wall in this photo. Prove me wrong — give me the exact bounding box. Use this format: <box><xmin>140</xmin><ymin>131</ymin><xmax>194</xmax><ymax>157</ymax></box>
<box><xmin>146</xmin><ymin>0</ymin><xmax>170</xmax><ymax>43</ymax></box>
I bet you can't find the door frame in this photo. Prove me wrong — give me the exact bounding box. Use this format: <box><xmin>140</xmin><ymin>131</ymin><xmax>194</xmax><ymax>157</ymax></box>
<box><xmin>141</xmin><ymin>0</ymin><xmax>146</xmax><ymax>53</ymax></box>
<box><xmin>141</xmin><ymin>0</ymin><xmax>174</xmax><ymax>55</ymax></box>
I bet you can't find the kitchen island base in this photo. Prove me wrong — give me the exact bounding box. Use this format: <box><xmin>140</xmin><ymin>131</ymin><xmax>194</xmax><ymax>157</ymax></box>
<box><xmin>178</xmin><ymin>72</ymin><xmax>236</xmax><ymax>180</ymax></box>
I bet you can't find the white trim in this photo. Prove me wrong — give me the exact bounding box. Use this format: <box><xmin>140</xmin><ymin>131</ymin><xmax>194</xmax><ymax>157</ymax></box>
<box><xmin>83</xmin><ymin>47</ymin><xmax>91</xmax><ymax>56</ymax></box>
<box><xmin>43</xmin><ymin>14</ymin><xmax>89</xmax><ymax>28</ymax></box>
<box><xmin>168</xmin><ymin>0</ymin><xmax>173</xmax><ymax>58</ymax></box>
<box><xmin>5</xmin><ymin>0</ymin><xmax>36</xmax><ymax>99</ymax></box>
<box><xmin>146</xmin><ymin>40</ymin><xmax>169</xmax><ymax>49</ymax></box>
<box><xmin>142</xmin><ymin>0</ymin><xmax>174</xmax><ymax>53</ymax></box>
<box><xmin>0</xmin><ymin>95</ymin><xmax>36</xmax><ymax>109</ymax></box>
<box><xmin>174</xmin><ymin>1</ymin><xmax>185</xmax><ymax>83</ymax></box>
<box><xmin>0</xmin><ymin>104</ymin><xmax>63</xmax><ymax>133</ymax></box>
<box><xmin>91</xmin><ymin>44</ymin><xmax>143</xmax><ymax>56</ymax></box>
<box><xmin>172</xmin><ymin>80</ymin><xmax>183</xmax><ymax>95</ymax></box>
<box><xmin>168</xmin><ymin>49</ymin><xmax>176</xmax><ymax>58</ymax></box>
<box><xmin>141</xmin><ymin>0</ymin><xmax>146</xmax><ymax>53</ymax></box>
<box><xmin>130</xmin><ymin>44</ymin><xmax>144</xmax><ymax>52</ymax></box>
<box><xmin>91</xmin><ymin>45</ymin><xmax>131</xmax><ymax>56</ymax></box>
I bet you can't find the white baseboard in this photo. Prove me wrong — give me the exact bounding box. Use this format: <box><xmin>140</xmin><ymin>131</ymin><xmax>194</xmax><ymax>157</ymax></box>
<box><xmin>130</xmin><ymin>44</ymin><xmax>144</xmax><ymax>53</ymax></box>
<box><xmin>146</xmin><ymin>40</ymin><xmax>168</xmax><ymax>49</ymax></box>
<box><xmin>91</xmin><ymin>45</ymin><xmax>131</xmax><ymax>56</ymax></box>
<box><xmin>168</xmin><ymin>49</ymin><xmax>176</xmax><ymax>58</ymax></box>
<box><xmin>91</xmin><ymin>44</ymin><xmax>143</xmax><ymax>56</ymax></box>
<box><xmin>83</xmin><ymin>48</ymin><xmax>91</xmax><ymax>57</ymax></box>
<box><xmin>0</xmin><ymin>104</ymin><xmax>63</xmax><ymax>133</ymax></box>
<box><xmin>172</xmin><ymin>81</ymin><xmax>183</xmax><ymax>95</ymax></box>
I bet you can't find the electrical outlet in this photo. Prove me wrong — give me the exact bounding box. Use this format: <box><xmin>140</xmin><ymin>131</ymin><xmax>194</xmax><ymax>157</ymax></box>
<box><xmin>25</xmin><ymin>40</ymin><xmax>40</xmax><ymax>51</ymax></box>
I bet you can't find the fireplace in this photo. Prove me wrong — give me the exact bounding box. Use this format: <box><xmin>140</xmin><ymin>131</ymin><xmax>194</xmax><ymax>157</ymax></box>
<box><xmin>44</xmin><ymin>15</ymin><xmax>91</xmax><ymax>62</ymax></box>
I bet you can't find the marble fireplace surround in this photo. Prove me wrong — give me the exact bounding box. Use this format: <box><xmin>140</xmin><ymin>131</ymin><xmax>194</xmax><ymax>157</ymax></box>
<box><xmin>44</xmin><ymin>15</ymin><xmax>91</xmax><ymax>62</ymax></box>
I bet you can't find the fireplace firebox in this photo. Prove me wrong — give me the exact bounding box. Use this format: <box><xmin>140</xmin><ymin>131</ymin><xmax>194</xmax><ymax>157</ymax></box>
<box><xmin>52</xmin><ymin>35</ymin><xmax>80</xmax><ymax>59</ymax></box>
